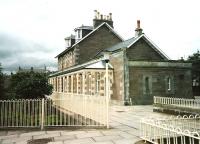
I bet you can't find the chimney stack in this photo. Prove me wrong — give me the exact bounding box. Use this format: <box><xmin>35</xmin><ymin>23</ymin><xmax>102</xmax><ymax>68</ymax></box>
<box><xmin>135</xmin><ymin>20</ymin><xmax>143</xmax><ymax>37</ymax></box>
<box><xmin>93</xmin><ymin>10</ymin><xmax>114</xmax><ymax>28</ymax></box>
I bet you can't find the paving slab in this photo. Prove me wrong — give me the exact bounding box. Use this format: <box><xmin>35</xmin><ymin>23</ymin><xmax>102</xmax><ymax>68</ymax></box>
<box><xmin>76</xmin><ymin>131</ymin><xmax>103</xmax><ymax>139</ymax></box>
<box><xmin>64</xmin><ymin>137</ymin><xmax>94</xmax><ymax>144</ymax></box>
<box><xmin>48</xmin><ymin>141</ymin><xmax>63</xmax><ymax>144</ymax></box>
<box><xmin>113</xmin><ymin>137</ymin><xmax>142</xmax><ymax>144</ymax></box>
<box><xmin>54</xmin><ymin>135</ymin><xmax>75</xmax><ymax>141</ymax></box>
<box><xmin>1</xmin><ymin>136</ymin><xmax>31</xmax><ymax>144</ymax></box>
<box><xmin>20</xmin><ymin>131</ymin><xmax>46</xmax><ymax>137</ymax></box>
<box><xmin>61</xmin><ymin>130</ymin><xmax>86</xmax><ymax>136</ymax></box>
<box><xmin>33</xmin><ymin>133</ymin><xmax>60</xmax><ymax>139</ymax></box>
<box><xmin>93</xmin><ymin>135</ymin><xmax>123</xmax><ymax>142</ymax></box>
<box><xmin>0</xmin><ymin>134</ymin><xmax>19</xmax><ymax>140</ymax></box>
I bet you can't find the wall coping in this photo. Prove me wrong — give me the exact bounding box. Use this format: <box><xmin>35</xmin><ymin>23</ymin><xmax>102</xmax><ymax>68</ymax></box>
<box><xmin>128</xmin><ymin>61</ymin><xmax>192</xmax><ymax>68</ymax></box>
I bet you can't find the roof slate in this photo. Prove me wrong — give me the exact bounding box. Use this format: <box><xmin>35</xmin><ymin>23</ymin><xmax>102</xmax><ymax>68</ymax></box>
<box><xmin>105</xmin><ymin>37</ymin><xmax>135</xmax><ymax>52</ymax></box>
<box><xmin>74</xmin><ymin>25</ymin><xmax>93</xmax><ymax>31</ymax></box>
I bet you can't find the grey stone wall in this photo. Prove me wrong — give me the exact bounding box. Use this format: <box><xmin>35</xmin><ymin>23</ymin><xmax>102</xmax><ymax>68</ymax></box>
<box><xmin>128</xmin><ymin>65</ymin><xmax>192</xmax><ymax>105</ymax></box>
<box><xmin>126</xmin><ymin>38</ymin><xmax>166</xmax><ymax>61</ymax></box>
<box><xmin>77</xmin><ymin>25</ymin><xmax>122</xmax><ymax>65</ymax></box>
<box><xmin>109</xmin><ymin>51</ymin><xmax>124</xmax><ymax>102</ymax></box>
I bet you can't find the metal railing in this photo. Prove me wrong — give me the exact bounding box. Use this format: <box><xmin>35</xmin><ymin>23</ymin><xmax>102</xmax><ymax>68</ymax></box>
<box><xmin>0</xmin><ymin>94</ymin><xmax>108</xmax><ymax>129</ymax></box>
<box><xmin>50</xmin><ymin>92</ymin><xmax>107</xmax><ymax>127</ymax></box>
<box><xmin>0</xmin><ymin>99</ymin><xmax>42</xmax><ymax>128</ymax></box>
<box><xmin>154</xmin><ymin>96</ymin><xmax>200</xmax><ymax>109</ymax></box>
<box><xmin>140</xmin><ymin>115</ymin><xmax>200</xmax><ymax>144</ymax></box>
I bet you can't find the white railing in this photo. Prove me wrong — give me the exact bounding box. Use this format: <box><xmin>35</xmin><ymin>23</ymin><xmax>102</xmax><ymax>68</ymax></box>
<box><xmin>50</xmin><ymin>92</ymin><xmax>107</xmax><ymax>127</ymax></box>
<box><xmin>141</xmin><ymin>115</ymin><xmax>200</xmax><ymax>144</ymax></box>
<box><xmin>0</xmin><ymin>94</ymin><xmax>108</xmax><ymax>129</ymax></box>
<box><xmin>154</xmin><ymin>96</ymin><xmax>200</xmax><ymax>109</ymax></box>
<box><xmin>0</xmin><ymin>99</ymin><xmax>42</xmax><ymax>128</ymax></box>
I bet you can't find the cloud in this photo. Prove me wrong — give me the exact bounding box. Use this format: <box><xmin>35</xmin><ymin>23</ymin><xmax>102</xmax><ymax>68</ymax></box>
<box><xmin>0</xmin><ymin>33</ymin><xmax>57</xmax><ymax>73</ymax></box>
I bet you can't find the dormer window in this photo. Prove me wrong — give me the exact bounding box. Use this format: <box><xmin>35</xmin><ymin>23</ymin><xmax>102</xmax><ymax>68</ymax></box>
<box><xmin>64</xmin><ymin>35</ymin><xmax>75</xmax><ymax>48</ymax></box>
<box><xmin>74</xmin><ymin>26</ymin><xmax>93</xmax><ymax>42</ymax></box>
<box><xmin>65</xmin><ymin>39</ymin><xmax>71</xmax><ymax>47</ymax></box>
<box><xmin>75</xmin><ymin>29</ymin><xmax>82</xmax><ymax>42</ymax></box>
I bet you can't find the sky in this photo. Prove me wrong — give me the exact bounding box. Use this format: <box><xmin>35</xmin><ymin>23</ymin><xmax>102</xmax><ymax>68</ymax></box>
<box><xmin>0</xmin><ymin>0</ymin><xmax>200</xmax><ymax>73</ymax></box>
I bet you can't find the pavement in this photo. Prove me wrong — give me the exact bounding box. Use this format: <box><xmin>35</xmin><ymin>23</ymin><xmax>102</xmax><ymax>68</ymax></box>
<box><xmin>0</xmin><ymin>105</ymin><xmax>170</xmax><ymax>144</ymax></box>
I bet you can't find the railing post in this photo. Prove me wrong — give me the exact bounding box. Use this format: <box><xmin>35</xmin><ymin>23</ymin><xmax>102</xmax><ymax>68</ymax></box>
<box><xmin>41</xmin><ymin>98</ymin><xmax>44</xmax><ymax>130</ymax></box>
<box><xmin>106</xmin><ymin>62</ymin><xmax>109</xmax><ymax>129</ymax></box>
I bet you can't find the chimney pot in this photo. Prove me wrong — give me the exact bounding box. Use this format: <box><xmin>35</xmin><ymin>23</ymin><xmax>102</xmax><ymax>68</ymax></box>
<box><xmin>107</xmin><ymin>15</ymin><xmax>109</xmax><ymax>20</ymax></box>
<box><xmin>109</xmin><ymin>13</ymin><xmax>112</xmax><ymax>20</ymax></box>
<box><xmin>135</xmin><ymin>20</ymin><xmax>143</xmax><ymax>37</ymax></box>
<box><xmin>93</xmin><ymin>11</ymin><xmax>114</xmax><ymax>28</ymax></box>
<box><xmin>137</xmin><ymin>20</ymin><xmax>140</xmax><ymax>29</ymax></box>
<box><xmin>94</xmin><ymin>10</ymin><xmax>98</xmax><ymax>19</ymax></box>
<box><xmin>100</xmin><ymin>14</ymin><xmax>103</xmax><ymax>19</ymax></box>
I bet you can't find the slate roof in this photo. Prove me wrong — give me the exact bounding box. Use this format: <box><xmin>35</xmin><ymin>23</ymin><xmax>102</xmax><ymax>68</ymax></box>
<box><xmin>64</xmin><ymin>35</ymin><xmax>75</xmax><ymax>40</ymax></box>
<box><xmin>74</xmin><ymin>25</ymin><xmax>93</xmax><ymax>31</ymax></box>
<box><xmin>105</xmin><ymin>37</ymin><xmax>135</xmax><ymax>52</ymax></box>
<box><xmin>94</xmin><ymin>34</ymin><xmax>170</xmax><ymax>60</ymax></box>
<box><xmin>55</xmin><ymin>22</ymin><xmax>124</xmax><ymax>58</ymax></box>
<box><xmin>49</xmin><ymin>57</ymin><xmax>113</xmax><ymax>77</ymax></box>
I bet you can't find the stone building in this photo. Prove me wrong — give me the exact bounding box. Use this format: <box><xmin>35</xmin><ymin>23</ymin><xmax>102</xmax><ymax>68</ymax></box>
<box><xmin>49</xmin><ymin>11</ymin><xmax>193</xmax><ymax>105</ymax></box>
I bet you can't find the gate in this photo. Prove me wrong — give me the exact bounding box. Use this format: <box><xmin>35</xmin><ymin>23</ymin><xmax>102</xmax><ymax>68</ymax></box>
<box><xmin>0</xmin><ymin>95</ymin><xmax>108</xmax><ymax>129</ymax></box>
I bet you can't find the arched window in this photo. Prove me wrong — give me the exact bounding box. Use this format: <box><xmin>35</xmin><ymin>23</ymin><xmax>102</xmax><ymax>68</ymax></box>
<box><xmin>145</xmin><ymin>77</ymin><xmax>150</xmax><ymax>94</ymax></box>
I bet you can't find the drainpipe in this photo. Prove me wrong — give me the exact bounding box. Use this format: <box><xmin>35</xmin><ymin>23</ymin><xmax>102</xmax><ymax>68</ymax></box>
<box><xmin>123</xmin><ymin>48</ymin><xmax>129</xmax><ymax>104</ymax></box>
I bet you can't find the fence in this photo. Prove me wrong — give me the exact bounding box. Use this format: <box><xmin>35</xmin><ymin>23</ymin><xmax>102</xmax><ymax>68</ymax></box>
<box><xmin>154</xmin><ymin>96</ymin><xmax>200</xmax><ymax>109</ymax></box>
<box><xmin>0</xmin><ymin>94</ymin><xmax>108</xmax><ymax>129</ymax></box>
<box><xmin>140</xmin><ymin>115</ymin><xmax>200</xmax><ymax>144</ymax></box>
<box><xmin>50</xmin><ymin>92</ymin><xmax>108</xmax><ymax>127</ymax></box>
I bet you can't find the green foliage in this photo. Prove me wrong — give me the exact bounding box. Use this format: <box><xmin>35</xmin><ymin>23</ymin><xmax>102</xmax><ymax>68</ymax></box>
<box><xmin>187</xmin><ymin>50</ymin><xmax>200</xmax><ymax>61</ymax></box>
<box><xmin>9</xmin><ymin>71</ymin><xmax>53</xmax><ymax>99</ymax></box>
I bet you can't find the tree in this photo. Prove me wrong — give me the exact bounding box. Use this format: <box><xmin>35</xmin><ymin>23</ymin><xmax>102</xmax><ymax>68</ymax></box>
<box><xmin>187</xmin><ymin>50</ymin><xmax>200</xmax><ymax>96</ymax></box>
<box><xmin>9</xmin><ymin>71</ymin><xmax>53</xmax><ymax>99</ymax></box>
<box><xmin>0</xmin><ymin>63</ymin><xmax>5</xmax><ymax>99</ymax></box>
<box><xmin>187</xmin><ymin>50</ymin><xmax>200</xmax><ymax>61</ymax></box>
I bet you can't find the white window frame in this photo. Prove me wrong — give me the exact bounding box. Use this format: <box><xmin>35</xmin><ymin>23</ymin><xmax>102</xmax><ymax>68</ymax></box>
<box><xmin>167</xmin><ymin>77</ymin><xmax>171</xmax><ymax>91</ymax></box>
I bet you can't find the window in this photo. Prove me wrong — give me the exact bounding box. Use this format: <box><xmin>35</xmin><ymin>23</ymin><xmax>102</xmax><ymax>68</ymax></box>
<box><xmin>88</xmin><ymin>74</ymin><xmax>92</xmax><ymax>95</ymax></box>
<box><xmin>65</xmin><ymin>39</ymin><xmax>71</xmax><ymax>47</ymax></box>
<box><xmin>68</xmin><ymin>76</ymin><xmax>71</xmax><ymax>93</ymax></box>
<box><xmin>76</xmin><ymin>29</ymin><xmax>82</xmax><ymax>41</ymax></box>
<box><xmin>166</xmin><ymin>76</ymin><xmax>174</xmax><ymax>94</ymax></box>
<box><xmin>78</xmin><ymin>30</ymin><xmax>81</xmax><ymax>39</ymax></box>
<box><xmin>193</xmin><ymin>78</ymin><xmax>199</xmax><ymax>86</ymax></box>
<box><xmin>64</xmin><ymin>77</ymin><xmax>67</xmax><ymax>92</ymax></box>
<box><xmin>145</xmin><ymin>77</ymin><xmax>150</xmax><ymax>94</ymax></box>
<box><xmin>167</xmin><ymin>77</ymin><xmax>171</xmax><ymax>91</ymax></box>
<box><xmin>96</xmin><ymin>73</ymin><xmax>100</xmax><ymax>94</ymax></box>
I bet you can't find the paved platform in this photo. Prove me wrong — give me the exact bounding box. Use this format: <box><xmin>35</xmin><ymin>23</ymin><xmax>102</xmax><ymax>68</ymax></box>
<box><xmin>0</xmin><ymin>105</ymin><xmax>170</xmax><ymax>144</ymax></box>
